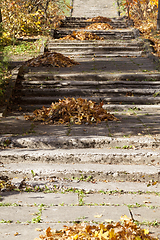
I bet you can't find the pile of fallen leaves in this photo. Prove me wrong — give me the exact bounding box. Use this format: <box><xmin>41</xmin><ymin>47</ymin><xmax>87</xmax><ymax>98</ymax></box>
<box><xmin>35</xmin><ymin>217</ymin><xmax>158</xmax><ymax>240</ymax></box>
<box><xmin>60</xmin><ymin>31</ymin><xmax>104</xmax><ymax>41</ymax></box>
<box><xmin>87</xmin><ymin>16</ymin><xmax>112</xmax><ymax>23</ymax></box>
<box><xmin>85</xmin><ymin>23</ymin><xmax>114</xmax><ymax>30</ymax></box>
<box><xmin>25</xmin><ymin>51</ymin><xmax>79</xmax><ymax>67</ymax></box>
<box><xmin>24</xmin><ymin>98</ymin><xmax>118</xmax><ymax>124</ymax></box>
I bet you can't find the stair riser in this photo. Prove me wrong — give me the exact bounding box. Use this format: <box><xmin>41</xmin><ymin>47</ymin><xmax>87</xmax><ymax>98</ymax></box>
<box><xmin>17</xmin><ymin>89</ymin><xmax>160</xmax><ymax>98</ymax></box>
<box><xmin>16</xmin><ymin>96</ymin><xmax>160</xmax><ymax>105</ymax></box>
<box><xmin>23</xmin><ymin>75</ymin><xmax>160</xmax><ymax>82</ymax></box>
<box><xmin>47</xmin><ymin>47</ymin><xmax>143</xmax><ymax>52</ymax></box>
<box><xmin>53</xmin><ymin>31</ymin><xmax>137</xmax><ymax>40</ymax></box>
<box><xmin>60</xmin><ymin>23</ymin><xmax>129</xmax><ymax>29</ymax></box>
<box><xmin>21</xmin><ymin>81</ymin><xmax>160</xmax><ymax>89</ymax></box>
<box><xmin>1</xmin><ymin>169</ymin><xmax>159</xmax><ymax>182</ymax></box>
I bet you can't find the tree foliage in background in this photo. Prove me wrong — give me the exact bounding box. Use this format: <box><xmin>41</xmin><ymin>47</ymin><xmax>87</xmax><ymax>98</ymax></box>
<box><xmin>0</xmin><ymin>0</ymin><xmax>71</xmax><ymax>43</ymax></box>
<box><xmin>120</xmin><ymin>0</ymin><xmax>160</xmax><ymax>56</ymax></box>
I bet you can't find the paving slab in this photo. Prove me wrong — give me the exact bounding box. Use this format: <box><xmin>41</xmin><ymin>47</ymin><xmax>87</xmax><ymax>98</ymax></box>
<box><xmin>0</xmin><ymin>206</ymin><xmax>39</xmax><ymax>223</ymax></box>
<box><xmin>41</xmin><ymin>205</ymin><xmax>129</xmax><ymax>222</ymax></box>
<box><xmin>84</xmin><ymin>193</ymin><xmax>160</xmax><ymax>206</ymax></box>
<box><xmin>0</xmin><ymin>192</ymin><xmax>79</xmax><ymax>206</ymax></box>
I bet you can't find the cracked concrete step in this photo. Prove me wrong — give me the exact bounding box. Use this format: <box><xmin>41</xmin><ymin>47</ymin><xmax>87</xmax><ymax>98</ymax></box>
<box><xmin>47</xmin><ymin>46</ymin><xmax>143</xmax><ymax>52</ymax></box>
<box><xmin>1</xmin><ymin>135</ymin><xmax>160</xmax><ymax>149</ymax></box>
<box><xmin>53</xmin><ymin>29</ymin><xmax>139</xmax><ymax>40</ymax></box>
<box><xmin>13</xmin><ymin>95</ymin><xmax>160</xmax><ymax>106</ymax></box>
<box><xmin>8</xmin><ymin>103</ymin><xmax>160</xmax><ymax>113</ymax></box>
<box><xmin>60</xmin><ymin>17</ymin><xmax>133</xmax><ymax>29</ymax></box>
<box><xmin>21</xmin><ymin>80</ymin><xmax>160</xmax><ymax>89</ymax></box>
<box><xmin>48</xmin><ymin>51</ymin><xmax>143</xmax><ymax>58</ymax></box>
<box><xmin>0</xmin><ymin>162</ymin><xmax>160</xmax><ymax>182</ymax></box>
<box><xmin>1</xmin><ymin>148</ymin><xmax>160</xmax><ymax>165</ymax></box>
<box><xmin>46</xmin><ymin>39</ymin><xmax>145</xmax><ymax>57</ymax></box>
<box><xmin>47</xmin><ymin>39</ymin><xmax>143</xmax><ymax>47</ymax></box>
<box><xmin>23</xmin><ymin>73</ymin><xmax>160</xmax><ymax>82</ymax></box>
<box><xmin>17</xmin><ymin>88</ymin><xmax>160</xmax><ymax>97</ymax></box>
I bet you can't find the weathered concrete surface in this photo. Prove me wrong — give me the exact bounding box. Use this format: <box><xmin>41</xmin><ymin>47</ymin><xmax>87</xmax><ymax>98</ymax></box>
<box><xmin>1</xmin><ymin>148</ymin><xmax>160</xmax><ymax>165</ymax></box>
<box><xmin>72</xmin><ymin>0</ymin><xmax>119</xmax><ymax>17</ymax></box>
<box><xmin>1</xmin><ymin>162</ymin><xmax>160</xmax><ymax>182</ymax></box>
<box><xmin>0</xmin><ymin>192</ymin><xmax>160</xmax><ymax>240</ymax></box>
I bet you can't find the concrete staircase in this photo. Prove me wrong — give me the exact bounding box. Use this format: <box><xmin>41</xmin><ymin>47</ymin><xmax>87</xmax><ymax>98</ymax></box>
<box><xmin>1</xmin><ymin>14</ymin><xmax>160</xmax><ymax>240</ymax></box>
<box><xmin>9</xmin><ymin>17</ymin><xmax>160</xmax><ymax>112</ymax></box>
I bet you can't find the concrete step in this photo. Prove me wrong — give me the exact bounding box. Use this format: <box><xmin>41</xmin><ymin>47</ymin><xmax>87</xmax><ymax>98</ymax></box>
<box><xmin>13</xmin><ymin>95</ymin><xmax>160</xmax><ymax>105</ymax></box>
<box><xmin>47</xmin><ymin>39</ymin><xmax>144</xmax><ymax>47</ymax></box>
<box><xmin>21</xmin><ymin>80</ymin><xmax>160</xmax><ymax>89</ymax></box>
<box><xmin>0</xmin><ymin>161</ymin><xmax>160</xmax><ymax>182</ymax></box>
<box><xmin>60</xmin><ymin>17</ymin><xmax>133</xmax><ymax>29</ymax></box>
<box><xmin>16</xmin><ymin>88</ymin><xmax>160</xmax><ymax>98</ymax></box>
<box><xmin>7</xmin><ymin>103</ymin><xmax>160</xmax><ymax>113</ymax></box>
<box><xmin>1</xmin><ymin>135</ymin><xmax>160</xmax><ymax>150</ymax></box>
<box><xmin>52</xmin><ymin>29</ymin><xmax>139</xmax><ymax>40</ymax></box>
<box><xmin>47</xmin><ymin>41</ymin><xmax>144</xmax><ymax>57</ymax></box>
<box><xmin>23</xmin><ymin>72</ymin><xmax>160</xmax><ymax>82</ymax></box>
<box><xmin>1</xmin><ymin>147</ymin><xmax>160</xmax><ymax>164</ymax></box>
<box><xmin>46</xmin><ymin>51</ymin><xmax>143</xmax><ymax>58</ymax></box>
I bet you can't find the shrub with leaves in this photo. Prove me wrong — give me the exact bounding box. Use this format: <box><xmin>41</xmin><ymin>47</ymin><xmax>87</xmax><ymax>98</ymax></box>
<box><xmin>119</xmin><ymin>0</ymin><xmax>160</xmax><ymax>56</ymax></box>
<box><xmin>35</xmin><ymin>216</ymin><xmax>158</xmax><ymax>240</ymax></box>
<box><xmin>1</xmin><ymin>0</ymin><xmax>71</xmax><ymax>39</ymax></box>
<box><xmin>24</xmin><ymin>98</ymin><xmax>118</xmax><ymax>124</ymax></box>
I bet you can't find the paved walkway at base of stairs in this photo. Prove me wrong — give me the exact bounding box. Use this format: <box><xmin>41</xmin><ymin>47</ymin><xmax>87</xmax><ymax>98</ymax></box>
<box><xmin>72</xmin><ymin>0</ymin><xmax>119</xmax><ymax>18</ymax></box>
<box><xmin>0</xmin><ymin>191</ymin><xmax>160</xmax><ymax>240</ymax></box>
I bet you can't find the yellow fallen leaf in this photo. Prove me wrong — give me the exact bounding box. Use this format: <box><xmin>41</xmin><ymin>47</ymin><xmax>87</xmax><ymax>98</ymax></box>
<box><xmin>35</xmin><ymin>228</ymin><xmax>43</xmax><ymax>232</ymax></box>
<box><xmin>105</xmin><ymin>219</ymin><xmax>113</xmax><ymax>223</ymax></box>
<box><xmin>144</xmin><ymin>229</ymin><xmax>149</xmax><ymax>235</ymax></box>
<box><xmin>120</xmin><ymin>215</ymin><xmax>131</xmax><ymax>222</ymax></box>
<box><xmin>14</xmin><ymin>232</ymin><xmax>19</xmax><ymax>236</ymax></box>
<box><xmin>94</xmin><ymin>214</ymin><xmax>103</xmax><ymax>218</ymax></box>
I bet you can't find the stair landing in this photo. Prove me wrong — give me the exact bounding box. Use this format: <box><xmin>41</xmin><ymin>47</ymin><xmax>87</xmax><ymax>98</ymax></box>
<box><xmin>72</xmin><ymin>0</ymin><xmax>119</xmax><ymax>18</ymax></box>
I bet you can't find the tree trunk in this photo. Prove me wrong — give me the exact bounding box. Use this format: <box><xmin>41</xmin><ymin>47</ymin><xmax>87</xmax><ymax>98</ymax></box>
<box><xmin>157</xmin><ymin>0</ymin><xmax>160</xmax><ymax>30</ymax></box>
<box><xmin>0</xmin><ymin>8</ymin><xmax>2</xmax><ymax>23</ymax></box>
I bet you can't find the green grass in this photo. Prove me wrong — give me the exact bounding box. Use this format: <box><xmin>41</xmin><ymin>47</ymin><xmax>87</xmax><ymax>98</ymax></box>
<box><xmin>3</xmin><ymin>39</ymin><xmax>42</xmax><ymax>56</ymax></box>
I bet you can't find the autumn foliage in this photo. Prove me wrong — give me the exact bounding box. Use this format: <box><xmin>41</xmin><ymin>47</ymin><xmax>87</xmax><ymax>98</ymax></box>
<box><xmin>35</xmin><ymin>217</ymin><xmax>158</xmax><ymax>240</ymax></box>
<box><xmin>0</xmin><ymin>0</ymin><xmax>71</xmax><ymax>42</ymax></box>
<box><xmin>121</xmin><ymin>0</ymin><xmax>160</xmax><ymax>56</ymax></box>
